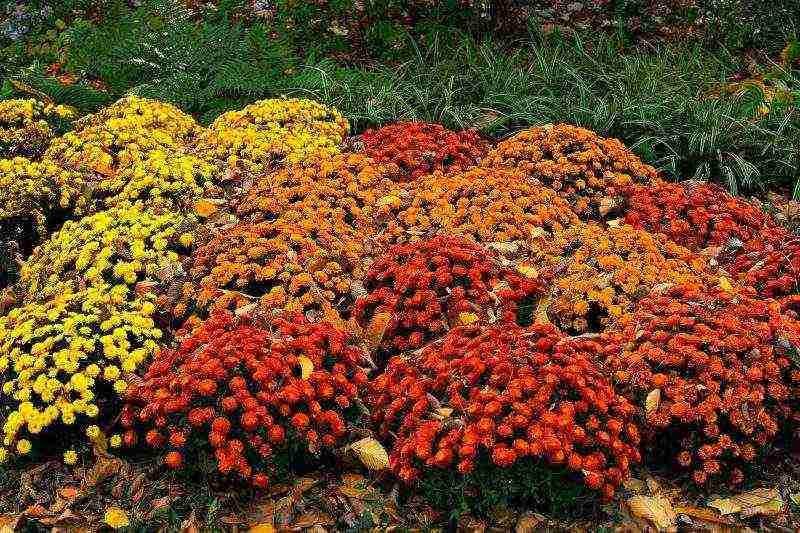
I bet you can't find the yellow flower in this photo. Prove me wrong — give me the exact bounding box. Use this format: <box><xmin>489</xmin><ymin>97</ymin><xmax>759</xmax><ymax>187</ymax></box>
<box><xmin>113</xmin><ymin>380</ymin><xmax>128</xmax><ymax>394</ymax></box>
<box><xmin>16</xmin><ymin>439</ymin><xmax>32</xmax><ymax>455</ymax></box>
<box><xmin>63</xmin><ymin>450</ymin><xmax>78</xmax><ymax>465</ymax></box>
<box><xmin>86</xmin><ymin>404</ymin><xmax>100</xmax><ymax>418</ymax></box>
<box><xmin>86</xmin><ymin>425</ymin><xmax>101</xmax><ymax>440</ymax></box>
<box><xmin>0</xmin><ymin>448</ymin><xmax>7</xmax><ymax>462</ymax></box>
<box><xmin>110</xmin><ymin>434</ymin><xmax>122</xmax><ymax>448</ymax></box>
<box><xmin>104</xmin><ymin>507</ymin><xmax>130</xmax><ymax>529</ymax></box>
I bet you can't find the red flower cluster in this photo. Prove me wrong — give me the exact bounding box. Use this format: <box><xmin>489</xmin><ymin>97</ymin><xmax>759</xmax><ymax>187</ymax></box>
<box><xmin>353</xmin><ymin>236</ymin><xmax>544</xmax><ymax>354</ymax></box>
<box><xmin>720</xmin><ymin>227</ymin><xmax>800</xmax><ymax>300</ymax></box>
<box><xmin>603</xmin><ymin>282</ymin><xmax>800</xmax><ymax>485</ymax></box>
<box><xmin>120</xmin><ymin>310</ymin><xmax>370</xmax><ymax>487</ymax></box>
<box><xmin>359</xmin><ymin>122</ymin><xmax>489</xmax><ymax>181</ymax></box>
<box><xmin>623</xmin><ymin>181</ymin><xmax>773</xmax><ymax>251</ymax></box>
<box><xmin>367</xmin><ymin>323</ymin><xmax>641</xmax><ymax>500</ymax></box>
<box><xmin>481</xmin><ymin>124</ymin><xmax>660</xmax><ymax>220</ymax></box>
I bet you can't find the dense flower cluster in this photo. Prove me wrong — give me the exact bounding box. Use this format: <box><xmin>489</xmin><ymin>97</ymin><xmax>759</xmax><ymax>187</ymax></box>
<box><xmin>16</xmin><ymin>204</ymin><xmax>194</xmax><ymax>304</ymax></box>
<box><xmin>236</xmin><ymin>152</ymin><xmax>400</xmax><ymax>229</ymax></box>
<box><xmin>0</xmin><ymin>157</ymin><xmax>84</xmax><ymax>247</ymax></box>
<box><xmin>161</xmin><ymin>220</ymin><xmax>365</xmax><ymax>326</ymax></box>
<box><xmin>0</xmin><ymin>98</ymin><xmax>76</xmax><ymax>158</ymax></box>
<box><xmin>603</xmin><ymin>282</ymin><xmax>800</xmax><ymax>485</ymax></box>
<box><xmin>368</xmin><ymin>323</ymin><xmax>641</xmax><ymax>499</ymax></box>
<box><xmin>121</xmin><ymin>310</ymin><xmax>370</xmax><ymax>486</ymax></box>
<box><xmin>532</xmin><ymin>223</ymin><xmax>719</xmax><ymax>333</ymax></box>
<box><xmin>354</xmin><ymin>236</ymin><xmax>544</xmax><ymax>354</ymax></box>
<box><xmin>622</xmin><ymin>181</ymin><xmax>773</xmax><ymax>251</ymax></box>
<box><xmin>481</xmin><ymin>124</ymin><xmax>660</xmax><ymax>220</ymax></box>
<box><xmin>719</xmin><ymin>227</ymin><xmax>800</xmax><ymax>300</ymax></box>
<box><xmin>42</xmin><ymin>96</ymin><xmax>211</xmax><ymax>216</ymax></box>
<box><xmin>373</xmin><ymin>166</ymin><xmax>578</xmax><ymax>254</ymax></box>
<box><xmin>359</xmin><ymin>122</ymin><xmax>489</xmax><ymax>181</ymax></box>
<box><xmin>198</xmin><ymin>98</ymin><xmax>349</xmax><ymax>174</ymax></box>
<box><xmin>0</xmin><ymin>287</ymin><xmax>163</xmax><ymax>463</ymax></box>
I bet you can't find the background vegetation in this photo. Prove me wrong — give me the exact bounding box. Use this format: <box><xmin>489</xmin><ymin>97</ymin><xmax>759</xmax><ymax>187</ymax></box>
<box><xmin>0</xmin><ymin>0</ymin><xmax>799</xmax><ymax>192</ymax></box>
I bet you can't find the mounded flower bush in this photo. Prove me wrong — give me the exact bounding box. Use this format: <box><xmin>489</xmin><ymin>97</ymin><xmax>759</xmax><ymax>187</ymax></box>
<box><xmin>198</xmin><ymin>98</ymin><xmax>349</xmax><ymax>174</ymax></box>
<box><xmin>0</xmin><ymin>286</ymin><xmax>162</xmax><ymax>464</ymax></box>
<box><xmin>372</xmin><ymin>166</ymin><xmax>578</xmax><ymax>255</ymax></box>
<box><xmin>14</xmin><ymin>204</ymin><xmax>194</xmax><ymax>304</ymax></box>
<box><xmin>0</xmin><ymin>98</ymin><xmax>76</xmax><ymax>159</ymax></box>
<box><xmin>236</xmin><ymin>152</ymin><xmax>401</xmax><ymax>230</ymax></box>
<box><xmin>2</xmin><ymin>93</ymin><xmax>800</xmax><ymax>522</ymax></box>
<box><xmin>120</xmin><ymin>310</ymin><xmax>370</xmax><ymax>487</ymax></box>
<box><xmin>603</xmin><ymin>282</ymin><xmax>800</xmax><ymax>486</ymax></box>
<box><xmin>354</xmin><ymin>235</ymin><xmax>545</xmax><ymax>355</ymax></box>
<box><xmin>622</xmin><ymin>181</ymin><xmax>773</xmax><ymax>252</ymax></box>
<box><xmin>532</xmin><ymin>222</ymin><xmax>720</xmax><ymax>334</ymax></box>
<box><xmin>481</xmin><ymin>124</ymin><xmax>660</xmax><ymax>220</ymax></box>
<box><xmin>161</xmin><ymin>220</ymin><xmax>366</xmax><ymax>326</ymax></box>
<box><xmin>359</xmin><ymin>121</ymin><xmax>489</xmax><ymax>181</ymax></box>
<box><xmin>368</xmin><ymin>323</ymin><xmax>641</xmax><ymax>500</ymax></box>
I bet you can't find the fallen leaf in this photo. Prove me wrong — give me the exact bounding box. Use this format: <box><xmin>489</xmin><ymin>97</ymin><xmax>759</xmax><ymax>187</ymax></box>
<box><xmin>515</xmin><ymin>511</ymin><xmax>544</xmax><ymax>532</ymax></box>
<box><xmin>628</xmin><ymin>494</ymin><xmax>677</xmax><ymax>530</ymax></box>
<box><xmin>350</xmin><ymin>437</ymin><xmax>390</xmax><ymax>471</ymax></box>
<box><xmin>457</xmin><ymin>312</ymin><xmax>479</xmax><ymax>326</ymax></box>
<box><xmin>623</xmin><ymin>477</ymin><xmax>646</xmax><ymax>494</ymax></box>
<box><xmin>534</xmin><ymin>295</ymin><xmax>552</xmax><ymax>325</ymax></box>
<box><xmin>297</xmin><ymin>356</ymin><xmax>314</xmax><ymax>380</ymax></box>
<box><xmin>645</xmin><ymin>389</ymin><xmax>661</xmax><ymax>419</ymax></box>
<box><xmin>708</xmin><ymin>487</ymin><xmax>783</xmax><ymax>517</ymax></box>
<box><xmin>193</xmin><ymin>199</ymin><xmax>218</xmax><ymax>218</ymax></box>
<box><xmin>247</xmin><ymin>524</ymin><xmax>275</xmax><ymax>533</ymax></box>
<box><xmin>365</xmin><ymin>312</ymin><xmax>391</xmax><ymax>352</ymax></box>
<box><xmin>674</xmin><ymin>506</ymin><xmax>734</xmax><ymax>526</ymax></box>
<box><xmin>718</xmin><ymin>276</ymin><xmax>735</xmax><ymax>293</ymax></box>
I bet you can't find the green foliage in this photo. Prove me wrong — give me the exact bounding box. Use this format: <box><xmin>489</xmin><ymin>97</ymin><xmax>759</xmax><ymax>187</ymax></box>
<box><xmin>416</xmin><ymin>453</ymin><xmax>599</xmax><ymax>520</ymax></box>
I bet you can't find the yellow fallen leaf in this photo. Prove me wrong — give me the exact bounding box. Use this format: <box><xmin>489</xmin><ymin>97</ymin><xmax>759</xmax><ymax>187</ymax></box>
<box><xmin>457</xmin><ymin>312</ymin><xmax>479</xmax><ymax>326</ymax></box>
<box><xmin>645</xmin><ymin>389</ymin><xmax>661</xmax><ymax>419</ymax></box>
<box><xmin>719</xmin><ymin>276</ymin><xmax>735</xmax><ymax>293</ymax></box>
<box><xmin>534</xmin><ymin>295</ymin><xmax>551</xmax><ymax>325</ymax></box>
<box><xmin>708</xmin><ymin>487</ymin><xmax>783</xmax><ymax>517</ymax></box>
<box><xmin>248</xmin><ymin>524</ymin><xmax>275</xmax><ymax>533</ymax></box>
<box><xmin>296</xmin><ymin>356</ymin><xmax>313</xmax><ymax>380</ymax></box>
<box><xmin>674</xmin><ymin>506</ymin><xmax>733</xmax><ymax>526</ymax></box>
<box><xmin>628</xmin><ymin>494</ymin><xmax>677</xmax><ymax>530</ymax></box>
<box><xmin>350</xmin><ymin>437</ymin><xmax>389</xmax><ymax>471</ymax></box>
<box><xmin>376</xmin><ymin>195</ymin><xmax>401</xmax><ymax>209</ymax></box>
<box><xmin>365</xmin><ymin>312</ymin><xmax>391</xmax><ymax>352</ymax></box>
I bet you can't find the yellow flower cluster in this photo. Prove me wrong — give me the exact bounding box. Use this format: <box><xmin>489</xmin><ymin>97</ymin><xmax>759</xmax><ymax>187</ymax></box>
<box><xmin>0</xmin><ymin>99</ymin><xmax>76</xmax><ymax>158</ymax></box>
<box><xmin>17</xmin><ymin>203</ymin><xmax>194</xmax><ymax>303</ymax></box>
<box><xmin>0</xmin><ymin>157</ymin><xmax>84</xmax><ymax>243</ymax></box>
<box><xmin>530</xmin><ymin>222</ymin><xmax>718</xmax><ymax>333</ymax></box>
<box><xmin>0</xmin><ymin>286</ymin><xmax>162</xmax><ymax>462</ymax></box>
<box><xmin>198</xmin><ymin>98</ymin><xmax>349</xmax><ymax>173</ymax></box>
<box><xmin>43</xmin><ymin>96</ymin><xmax>210</xmax><ymax>215</ymax></box>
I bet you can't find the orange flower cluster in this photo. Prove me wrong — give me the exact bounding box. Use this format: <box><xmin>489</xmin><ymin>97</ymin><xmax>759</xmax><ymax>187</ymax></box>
<box><xmin>481</xmin><ymin>124</ymin><xmax>660</xmax><ymax>220</ymax></box>
<box><xmin>236</xmin><ymin>153</ymin><xmax>401</xmax><ymax>231</ymax></box>
<box><xmin>373</xmin><ymin>166</ymin><xmax>578</xmax><ymax>254</ymax></box>
<box><xmin>353</xmin><ymin>236</ymin><xmax>544</xmax><ymax>354</ymax></box>
<box><xmin>603</xmin><ymin>282</ymin><xmax>800</xmax><ymax>485</ymax></box>
<box><xmin>367</xmin><ymin>323</ymin><xmax>641</xmax><ymax>500</ymax></box>
<box><xmin>161</xmin><ymin>220</ymin><xmax>367</xmax><ymax>324</ymax></box>
<box><xmin>121</xmin><ymin>310</ymin><xmax>370</xmax><ymax>487</ymax></box>
<box><xmin>720</xmin><ymin>227</ymin><xmax>800</xmax><ymax>300</ymax></box>
<box><xmin>532</xmin><ymin>223</ymin><xmax>719</xmax><ymax>333</ymax></box>
<box><xmin>622</xmin><ymin>181</ymin><xmax>773</xmax><ymax>251</ymax></box>
<box><xmin>359</xmin><ymin>122</ymin><xmax>489</xmax><ymax>181</ymax></box>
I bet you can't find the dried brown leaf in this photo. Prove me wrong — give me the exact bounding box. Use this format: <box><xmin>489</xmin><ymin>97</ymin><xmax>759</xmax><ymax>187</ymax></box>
<box><xmin>628</xmin><ymin>494</ymin><xmax>677</xmax><ymax>530</ymax></box>
<box><xmin>708</xmin><ymin>487</ymin><xmax>783</xmax><ymax>517</ymax></box>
